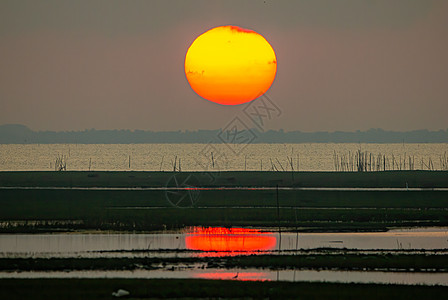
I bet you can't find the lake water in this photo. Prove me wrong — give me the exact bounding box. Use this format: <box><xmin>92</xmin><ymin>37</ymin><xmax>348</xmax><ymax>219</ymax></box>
<box><xmin>1</xmin><ymin>227</ymin><xmax>446</xmax><ymax>258</ymax></box>
<box><xmin>0</xmin><ymin>143</ymin><xmax>447</xmax><ymax>171</ymax></box>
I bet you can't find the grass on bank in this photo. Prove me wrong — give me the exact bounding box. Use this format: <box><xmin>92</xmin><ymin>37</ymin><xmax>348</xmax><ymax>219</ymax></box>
<box><xmin>1</xmin><ymin>254</ymin><xmax>447</xmax><ymax>272</ymax></box>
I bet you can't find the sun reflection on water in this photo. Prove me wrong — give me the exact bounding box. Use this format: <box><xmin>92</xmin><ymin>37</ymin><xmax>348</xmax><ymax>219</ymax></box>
<box><xmin>185</xmin><ymin>227</ymin><xmax>276</xmax><ymax>257</ymax></box>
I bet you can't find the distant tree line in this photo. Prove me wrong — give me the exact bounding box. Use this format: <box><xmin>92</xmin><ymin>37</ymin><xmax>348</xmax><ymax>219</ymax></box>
<box><xmin>0</xmin><ymin>124</ymin><xmax>447</xmax><ymax>144</ymax></box>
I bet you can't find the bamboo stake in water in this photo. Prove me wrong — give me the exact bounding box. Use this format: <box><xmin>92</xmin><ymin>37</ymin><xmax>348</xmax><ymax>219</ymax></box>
<box><xmin>294</xmin><ymin>208</ymin><xmax>299</xmax><ymax>251</ymax></box>
<box><xmin>275</xmin><ymin>158</ymin><xmax>285</xmax><ymax>171</ymax></box>
<box><xmin>160</xmin><ymin>156</ymin><xmax>164</xmax><ymax>171</ymax></box>
<box><xmin>276</xmin><ymin>185</ymin><xmax>281</xmax><ymax>251</ymax></box>
<box><xmin>288</xmin><ymin>156</ymin><xmax>294</xmax><ymax>183</ymax></box>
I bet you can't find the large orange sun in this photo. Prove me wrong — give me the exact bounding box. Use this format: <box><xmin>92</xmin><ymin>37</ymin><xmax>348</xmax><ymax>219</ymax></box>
<box><xmin>185</xmin><ymin>25</ymin><xmax>277</xmax><ymax>105</ymax></box>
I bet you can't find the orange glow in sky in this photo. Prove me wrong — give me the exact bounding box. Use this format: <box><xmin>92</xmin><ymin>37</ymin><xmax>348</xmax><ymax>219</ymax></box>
<box><xmin>185</xmin><ymin>25</ymin><xmax>277</xmax><ymax>105</ymax></box>
<box><xmin>185</xmin><ymin>227</ymin><xmax>276</xmax><ymax>256</ymax></box>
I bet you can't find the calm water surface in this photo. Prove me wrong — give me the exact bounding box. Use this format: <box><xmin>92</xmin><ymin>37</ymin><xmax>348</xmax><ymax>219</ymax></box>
<box><xmin>2</xmin><ymin>227</ymin><xmax>446</xmax><ymax>285</ymax></box>
<box><xmin>1</xmin><ymin>227</ymin><xmax>447</xmax><ymax>258</ymax></box>
<box><xmin>0</xmin><ymin>143</ymin><xmax>446</xmax><ymax>171</ymax></box>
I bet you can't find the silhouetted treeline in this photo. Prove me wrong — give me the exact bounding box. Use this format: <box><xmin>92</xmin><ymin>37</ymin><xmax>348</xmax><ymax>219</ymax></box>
<box><xmin>0</xmin><ymin>124</ymin><xmax>447</xmax><ymax>144</ymax></box>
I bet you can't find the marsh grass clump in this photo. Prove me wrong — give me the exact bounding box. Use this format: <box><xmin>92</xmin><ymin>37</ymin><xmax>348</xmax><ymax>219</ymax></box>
<box><xmin>54</xmin><ymin>154</ymin><xmax>67</xmax><ymax>171</ymax></box>
<box><xmin>440</xmin><ymin>152</ymin><xmax>448</xmax><ymax>171</ymax></box>
<box><xmin>332</xmin><ymin>150</ymin><xmax>442</xmax><ymax>172</ymax></box>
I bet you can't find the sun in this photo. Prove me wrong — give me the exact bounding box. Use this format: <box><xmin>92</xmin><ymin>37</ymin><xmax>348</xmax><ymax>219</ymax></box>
<box><xmin>185</xmin><ymin>25</ymin><xmax>277</xmax><ymax>105</ymax></box>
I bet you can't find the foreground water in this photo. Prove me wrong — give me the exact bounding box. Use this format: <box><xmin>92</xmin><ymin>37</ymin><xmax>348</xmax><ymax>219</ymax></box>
<box><xmin>0</xmin><ymin>143</ymin><xmax>446</xmax><ymax>171</ymax></box>
<box><xmin>2</xmin><ymin>227</ymin><xmax>446</xmax><ymax>286</ymax></box>
<box><xmin>1</xmin><ymin>227</ymin><xmax>447</xmax><ymax>259</ymax></box>
<box><xmin>1</xmin><ymin>269</ymin><xmax>447</xmax><ymax>286</ymax></box>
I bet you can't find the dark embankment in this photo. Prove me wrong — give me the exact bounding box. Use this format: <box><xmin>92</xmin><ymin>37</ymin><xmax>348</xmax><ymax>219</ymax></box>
<box><xmin>1</xmin><ymin>170</ymin><xmax>447</xmax><ymax>188</ymax></box>
<box><xmin>0</xmin><ymin>279</ymin><xmax>446</xmax><ymax>300</ymax></box>
<box><xmin>1</xmin><ymin>171</ymin><xmax>447</xmax><ymax>232</ymax></box>
<box><xmin>1</xmin><ymin>188</ymin><xmax>448</xmax><ymax>232</ymax></box>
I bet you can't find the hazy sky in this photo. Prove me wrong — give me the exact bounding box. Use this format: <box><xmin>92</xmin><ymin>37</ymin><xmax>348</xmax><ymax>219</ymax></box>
<box><xmin>1</xmin><ymin>0</ymin><xmax>447</xmax><ymax>132</ymax></box>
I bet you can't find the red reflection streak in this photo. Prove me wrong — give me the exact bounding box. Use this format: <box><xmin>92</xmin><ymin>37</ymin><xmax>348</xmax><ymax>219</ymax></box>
<box><xmin>195</xmin><ymin>271</ymin><xmax>270</xmax><ymax>281</ymax></box>
<box><xmin>185</xmin><ymin>227</ymin><xmax>276</xmax><ymax>257</ymax></box>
